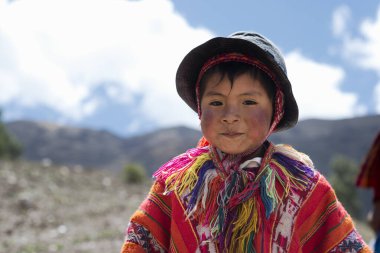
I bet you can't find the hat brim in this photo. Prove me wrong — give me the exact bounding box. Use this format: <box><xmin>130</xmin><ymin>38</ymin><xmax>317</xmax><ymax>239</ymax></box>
<box><xmin>176</xmin><ymin>36</ymin><xmax>298</xmax><ymax>132</ymax></box>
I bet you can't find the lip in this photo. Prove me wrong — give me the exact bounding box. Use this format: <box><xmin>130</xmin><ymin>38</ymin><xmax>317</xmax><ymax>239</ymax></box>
<box><xmin>220</xmin><ymin>132</ymin><xmax>244</xmax><ymax>137</ymax></box>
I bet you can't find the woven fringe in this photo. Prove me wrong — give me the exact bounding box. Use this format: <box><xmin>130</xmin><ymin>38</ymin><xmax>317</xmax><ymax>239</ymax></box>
<box><xmin>155</xmin><ymin>144</ymin><xmax>315</xmax><ymax>252</ymax></box>
<box><xmin>153</xmin><ymin>147</ymin><xmax>209</xmax><ymax>184</ymax></box>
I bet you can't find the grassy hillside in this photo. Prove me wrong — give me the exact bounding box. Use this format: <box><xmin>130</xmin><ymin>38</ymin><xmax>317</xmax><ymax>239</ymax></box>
<box><xmin>0</xmin><ymin>160</ymin><xmax>150</xmax><ymax>253</ymax></box>
<box><xmin>0</xmin><ymin>160</ymin><xmax>375</xmax><ymax>252</ymax></box>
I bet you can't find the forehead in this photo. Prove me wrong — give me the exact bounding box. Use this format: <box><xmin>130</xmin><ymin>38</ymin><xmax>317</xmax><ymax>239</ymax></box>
<box><xmin>199</xmin><ymin>62</ymin><xmax>275</xmax><ymax>100</ymax></box>
<box><xmin>202</xmin><ymin>71</ymin><xmax>268</xmax><ymax>95</ymax></box>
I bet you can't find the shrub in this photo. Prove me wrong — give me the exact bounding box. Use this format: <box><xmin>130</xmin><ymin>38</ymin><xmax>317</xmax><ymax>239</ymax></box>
<box><xmin>0</xmin><ymin>110</ymin><xmax>22</xmax><ymax>159</ymax></box>
<box><xmin>328</xmin><ymin>155</ymin><xmax>361</xmax><ymax>218</ymax></box>
<box><xmin>123</xmin><ymin>163</ymin><xmax>147</xmax><ymax>184</ymax></box>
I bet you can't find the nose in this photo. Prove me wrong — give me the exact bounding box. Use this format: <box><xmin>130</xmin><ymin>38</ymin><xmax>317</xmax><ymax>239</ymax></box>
<box><xmin>222</xmin><ymin>104</ymin><xmax>240</xmax><ymax>124</ymax></box>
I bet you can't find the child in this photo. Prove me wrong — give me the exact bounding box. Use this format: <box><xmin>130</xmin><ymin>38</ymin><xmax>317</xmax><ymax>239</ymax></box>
<box><xmin>120</xmin><ymin>31</ymin><xmax>371</xmax><ymax>252</ymax></box>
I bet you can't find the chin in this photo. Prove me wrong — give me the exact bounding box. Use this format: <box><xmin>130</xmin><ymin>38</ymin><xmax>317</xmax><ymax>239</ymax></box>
<box><xmin>219</xmin><ymin>144</ymin><xmax>262</xmax><ymax>156</ymax></box>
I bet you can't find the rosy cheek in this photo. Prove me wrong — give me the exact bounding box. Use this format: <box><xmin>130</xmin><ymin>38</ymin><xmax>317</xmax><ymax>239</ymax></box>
<box><xmin>247</xmin><ymin>109</ymin><xmax>271</xmax><ymax>129</ymax></box>
<box><xmin>200</xmin><ymin>109</ymin><xmax>216</xmax><ymax>133</ymax></box>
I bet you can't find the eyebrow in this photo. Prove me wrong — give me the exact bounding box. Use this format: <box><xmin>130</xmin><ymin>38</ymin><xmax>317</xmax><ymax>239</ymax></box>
<box><xmin>239</xmin><ymin>91</ymin><xmax>263</xmax><ymax>96</ymax></box>
<box><xmin>203</xmin><ymin>91</ymin><xmax>225</xmax><ymax>97</ymax></box>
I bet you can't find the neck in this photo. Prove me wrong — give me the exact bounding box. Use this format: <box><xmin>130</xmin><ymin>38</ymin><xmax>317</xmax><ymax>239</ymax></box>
<box><xmin>210</xmin><ymin>141</ymin><xmax>270</xmax><ymax>173</ymax></box>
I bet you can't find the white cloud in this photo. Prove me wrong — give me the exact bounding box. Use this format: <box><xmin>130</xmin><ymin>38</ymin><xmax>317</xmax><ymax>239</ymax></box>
<box><xmin>0</xmin><ymin>0</ymin><xmax>212</xmax><ymax>128</ymax></box>
<box><xmin>285</xmin><ymin>51</ymin><xmax>364</xmax><ymax>119</ymax></box>
<box><xmin>332</xmin><ymin>5</ymin><xmax>351</xmax><ymax>37</ymax></box>
<box><xmin>1</xmin><ymin>0</ymin><xmax>369</xmax><ymax>132</ymax></box>
<box><xmin>335</xmin><ymin>4</ymin><xmax>380</xmax><ymax>113</ymax></box>
<box><xmin>341</xmin><ymin>7</ymin><xmax>380</xmax><ymax>72</ymax></box>
<box><xmin>375</xmin><ymin>82</ymin><xmax>380</xmax><ymax>112</ymax></box>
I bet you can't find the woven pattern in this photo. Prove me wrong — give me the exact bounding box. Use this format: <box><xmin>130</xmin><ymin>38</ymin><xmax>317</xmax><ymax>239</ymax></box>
<box><xmin>121</xmin><ymin>145</ymin><xmax>370</xmax><ymax>252</ymax></box>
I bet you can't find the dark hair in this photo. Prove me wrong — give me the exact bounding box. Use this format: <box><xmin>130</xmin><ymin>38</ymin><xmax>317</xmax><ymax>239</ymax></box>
<box><xmin>199</xmin><ymin>61</ymin><xmax>276</xmax><ymax>103</ymax></box>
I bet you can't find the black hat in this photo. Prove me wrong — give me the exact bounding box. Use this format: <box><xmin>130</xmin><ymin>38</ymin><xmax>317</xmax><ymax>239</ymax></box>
<box><xmin>176</xmin><ymin>31</ymin><xmax>298</xmax><ymax>132</ymax></box>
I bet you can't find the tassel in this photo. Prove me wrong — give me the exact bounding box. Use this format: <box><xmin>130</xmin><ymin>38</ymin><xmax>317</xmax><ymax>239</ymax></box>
<box><xmin>203</xmin><ymin>175</ymin><xmax>223</xmax><ymax>223</ymax></box>
<box><xmin>260</xmin><ymin>173</ymin><xmax>275</xmax><ymax>218</ymax></box>
<box><xmin>229</xmin><ymin>199</ymin><xmax>258</xmax><ymax>252</ymax></box>
<box><xmin>165</xmin><ymin>152</ymin><xmax>210</xmax><ymax>196</ymax></box>
<box><xmin>153</xmin><ymin>147</ymin><xmax>209</xmax><ymax>180</ymax></box>
<box><xmin>186</xmin><ymin>160</ymin><xmax>214</xmax><ymax>217</ymax></box>
<box><xmin>153</xmin><ymin>143</ymin><xmax>315</xmax><ymax>252</ymax></box>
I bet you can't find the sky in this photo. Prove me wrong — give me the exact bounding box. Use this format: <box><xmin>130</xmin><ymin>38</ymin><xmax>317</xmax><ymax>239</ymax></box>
<box><xmin>0</xmin><ymin>0</ymin><xmax>379</xmax><ymax>136</ymax></box>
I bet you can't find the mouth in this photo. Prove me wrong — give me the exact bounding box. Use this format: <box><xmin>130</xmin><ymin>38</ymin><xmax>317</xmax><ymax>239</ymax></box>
<box><xmin>220</xmin><ymin>132</ymin><xmax>244</xmax><ymax>138</ymax></box>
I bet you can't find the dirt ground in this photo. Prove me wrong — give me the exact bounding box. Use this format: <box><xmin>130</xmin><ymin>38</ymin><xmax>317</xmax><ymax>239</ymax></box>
<box><xmin>0</xmin><ymin>160</ymin><xmax>375</xmax><ymax>252</ymax></box>
<box><xmin>0</xmin><ymin>160</ymin><xmax>150</xmax><ymax>253</ymax></box>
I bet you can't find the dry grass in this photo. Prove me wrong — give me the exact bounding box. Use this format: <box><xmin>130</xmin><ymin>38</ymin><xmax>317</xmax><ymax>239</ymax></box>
<box><xmin>1</xmin><ymin>160</ymin><xmax>376</xmax><ymax>252</ymax></box>
<box><xmin>0</xmin><ymin>160</ymin><xmax>150</xmax><ymax>253</ymax></box>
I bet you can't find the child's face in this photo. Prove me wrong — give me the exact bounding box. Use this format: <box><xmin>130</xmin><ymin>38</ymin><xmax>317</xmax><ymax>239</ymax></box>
<box><xmin>200</xmin><ymin>72</ymin><xmax>273</xmax><ymax>155</ymax></box>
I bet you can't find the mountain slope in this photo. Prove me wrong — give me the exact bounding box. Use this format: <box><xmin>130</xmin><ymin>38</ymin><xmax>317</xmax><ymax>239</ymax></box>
<box><xmin>5</xmin><ymin>121</ymin><xmax>202</xmax><ymax>173</ymax></box>
<box><xmin>270</xmin><ymin>115</ymin><xmax>380</xmax><ymax>174</ymax></box>
<box><xmin>5</xmin><ymin>114</ymin><xmax>380</xmax><ymax>175</ymax></box>
<box><xmin>5</xmin><ymin>120</ymin><xmax>126</xmax><ymax>169</ymax></box>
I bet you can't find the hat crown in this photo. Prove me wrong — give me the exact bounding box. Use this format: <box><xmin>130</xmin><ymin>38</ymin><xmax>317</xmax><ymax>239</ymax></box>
<box><xmin>229</xmin><ymin>32</ymin><xmax>287</xmax><ymax>75</ymax></box>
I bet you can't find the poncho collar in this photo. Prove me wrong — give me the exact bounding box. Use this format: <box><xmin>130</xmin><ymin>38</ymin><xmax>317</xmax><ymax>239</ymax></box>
<box><xmin>208</xmin><ymin>142</ymin><xmax>268</xmax><ymax>177</ymax></box>
<box><xmin>153</xmin><ymin>143</ymin><xmax>314</xmax><ymax>252</ymax></box>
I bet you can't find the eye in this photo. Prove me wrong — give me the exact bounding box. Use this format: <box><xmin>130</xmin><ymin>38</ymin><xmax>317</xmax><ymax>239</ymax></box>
<box><xmin>209</xmin><ymin>101</ymin><xmax>223</xmax><ymax>106</ymax></box>
<box><xmin>243</xmin><ymin>100</ymin><xmax>257</xmax><ymax>105</ymax></box>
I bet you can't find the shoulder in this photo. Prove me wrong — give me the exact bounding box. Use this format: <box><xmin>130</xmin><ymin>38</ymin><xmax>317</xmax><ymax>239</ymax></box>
<box><xmin>269</xmin><ymin>144</ymin><xmax>317</xmax><ymax>182</ymax></box>
<box><xmin>272</xmin><ymin>144</ymin><xmax>314</xmax><ymax>169</ymax></box>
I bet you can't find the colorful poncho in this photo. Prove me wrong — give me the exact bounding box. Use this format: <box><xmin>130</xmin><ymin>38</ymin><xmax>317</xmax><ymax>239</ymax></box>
<box><xmin>121</xmin><ymin>143</ymin><xmax>370</xmax><ymax>253</ymax></box>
